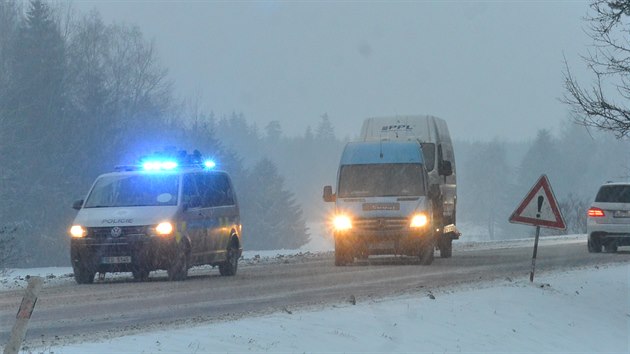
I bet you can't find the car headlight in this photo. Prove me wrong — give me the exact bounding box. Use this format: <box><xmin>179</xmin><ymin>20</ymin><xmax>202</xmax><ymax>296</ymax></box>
<box><xmin>154</xmin><ymin>222</ymin><xmax>174</xmax><ymax>236</ymax></box>
<box><xmin>333</xmin><ymin>215</ymin><xmax>352</xmax><ymax>231</ymax></box>
<box><xmin>410</xmin><ymin>214</ymin><xmax>428</xmax><ymax>228</ymax></box>
<box><xmin>70</xmin><ymin>225</ymin><xmax>87</xmax><ymax>238</ymax></box>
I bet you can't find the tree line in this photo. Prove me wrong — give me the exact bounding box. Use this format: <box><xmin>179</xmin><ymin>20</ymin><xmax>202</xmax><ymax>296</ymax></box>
<box><xmin>2</xmin><ymin>0</ymin><xmax>630</xmax><ymax>269</ymax></box>
<box><xmin>0</xmin><ymin>0</ymin><xmax>309</xmax><ymax>268</ymax></box>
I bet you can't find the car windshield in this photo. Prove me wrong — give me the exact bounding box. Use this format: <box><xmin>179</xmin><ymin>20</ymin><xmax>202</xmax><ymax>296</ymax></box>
<box><xmin>338</xmin><ymin>163</ymin><xmax>425</xmax><ymax>198</ymax></box>
<box><xmin>84</xmin><ymin>174</ymin><xmax>179</xmax><ymax>207</ymax></box>
<box><xmin>595</xmin><ymin>185</ymin><xmax>630</xmax><ymax>203</ymax></box>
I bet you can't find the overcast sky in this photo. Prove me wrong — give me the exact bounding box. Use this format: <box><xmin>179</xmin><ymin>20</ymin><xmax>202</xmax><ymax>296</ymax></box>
<box><xmin>74</xmin><ymin>1</ymin><xmax>591</xmax><ymax>142</ymax></box>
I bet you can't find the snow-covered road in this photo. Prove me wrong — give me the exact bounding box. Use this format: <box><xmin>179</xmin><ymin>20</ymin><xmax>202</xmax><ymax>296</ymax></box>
<box><xmin>1</xmin><ymin>235</ymin><xmax>629</xmax><ymax>353</ymax></box>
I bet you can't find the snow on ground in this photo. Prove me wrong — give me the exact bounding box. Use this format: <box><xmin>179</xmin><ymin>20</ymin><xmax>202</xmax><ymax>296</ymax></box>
<box><xmin>2</xmin><ymin>233</ymin><xmax>628</xmax><ymax>353</ymax></box>
<box><xmin>16</xmin><ymin>261</ymin><xmax>628</xmax><ymax>353</ymax></box>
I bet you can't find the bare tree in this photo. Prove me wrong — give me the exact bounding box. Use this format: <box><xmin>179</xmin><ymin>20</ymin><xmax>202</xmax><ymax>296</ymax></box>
<box><xmin>564</xmin><ymin>0</ymin><xmax>630</xmax><ymax>138</ymax></box>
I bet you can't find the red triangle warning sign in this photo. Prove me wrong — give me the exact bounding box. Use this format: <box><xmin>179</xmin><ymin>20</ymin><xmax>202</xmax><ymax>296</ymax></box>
<box><xmin>509</xmin><ymin>175</ymin><xmax>566</xmax><ymax>230</ymax></box>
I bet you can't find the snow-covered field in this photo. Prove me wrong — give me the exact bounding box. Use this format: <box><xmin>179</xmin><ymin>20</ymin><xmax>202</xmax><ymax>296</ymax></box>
<box><xmin>2</xmin><ymin>232</ymin><xmax>629</xmax><ymax>353</ymax></box>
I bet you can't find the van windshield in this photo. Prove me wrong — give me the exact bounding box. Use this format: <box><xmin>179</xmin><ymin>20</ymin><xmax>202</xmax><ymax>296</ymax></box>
<box><xmin>338</xmin><ymin>163</ymin><xmax>426</xmax><ymax>198</ymax></box>
<box><xmin>84</xmin><ymin>174</ymin><xmax>179</xmax><ymax>208</ymax></box>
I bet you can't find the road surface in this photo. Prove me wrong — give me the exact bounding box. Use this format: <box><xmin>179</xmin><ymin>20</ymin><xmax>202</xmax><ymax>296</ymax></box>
<box><xmin>1</xmin><ymin>238</ymin><xmax>628</xmax><ymax>347</ymax></box>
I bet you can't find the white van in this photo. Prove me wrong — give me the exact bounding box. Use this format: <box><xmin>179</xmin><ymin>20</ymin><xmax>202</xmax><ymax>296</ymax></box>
<box><xmin>69</xmin><ymin>150</ymin><xmax>242</xmax><ymax>283</ymax></box>
<box><xmin>360</xmin><ymin>115</ymin><xmax>458</xmax><ymax>257</ymax></box>
<box><xmin>323</xmin><ymin>140</ymin><xmax>437</xmax><ymax>265</ymax></box>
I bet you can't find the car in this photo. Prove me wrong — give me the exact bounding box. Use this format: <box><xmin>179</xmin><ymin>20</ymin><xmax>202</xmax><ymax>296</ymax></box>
<box><xmin>586</xmin><ymin>182</ymin><xmax>630</xmax><ymax>253</ymax></box>
<box><xmin>69</xmin><ymin>149</ymin><xmax>242</xmax><ymax>283</ymax></box>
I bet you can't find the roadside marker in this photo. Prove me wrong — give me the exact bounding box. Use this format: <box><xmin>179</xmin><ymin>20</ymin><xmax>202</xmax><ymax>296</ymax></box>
<box><xmin>4</xmin><ymin>276</ymin><xmax>43</xmax><ymax>354</ymax></box>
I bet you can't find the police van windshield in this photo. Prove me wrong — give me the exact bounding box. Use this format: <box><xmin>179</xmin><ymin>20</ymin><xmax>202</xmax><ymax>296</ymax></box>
<box><xmin>338</xmin><ymin>163</ymin><xmax>426</xmax><ymax>198</ymax></box>
<box><xmin>84</xmin><ymin>174</ymin><xmax>179</xmax><ymax>208</ymax></box>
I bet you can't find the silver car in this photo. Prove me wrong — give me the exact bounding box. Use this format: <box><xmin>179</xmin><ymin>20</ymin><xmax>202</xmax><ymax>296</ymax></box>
<box><xmin>586</xmin><ymin>182</ymin><xmax>630</xmax><ymax>253</ymax></box>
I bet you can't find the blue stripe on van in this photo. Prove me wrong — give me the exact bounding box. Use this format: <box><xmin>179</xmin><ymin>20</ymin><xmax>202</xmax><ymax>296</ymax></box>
<box><xmin>340</xmin><ymin>141</ymin><xmax>424</xmax><ymax>165</ymax></box>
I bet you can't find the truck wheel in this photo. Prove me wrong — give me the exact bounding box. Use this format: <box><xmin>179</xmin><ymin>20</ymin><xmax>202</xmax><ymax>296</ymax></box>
<box><xmin>219</xmin><ymin>240</ymin><xmax>239</xmax><ymax>276</ymax></box>
<box><xmin>587</xmin><ymin>235</ymin><xmax>602</xmax><ymax>253</ymax></box>
<box><xmin>167</xmin><ymin>245</ymin><xmax>188</xmax><ymax>281</ymax></box>
<box><xmin>334</xmin><ymin>237</ymin><xmax>353</xmax><ymax>266</ymax></box>
<box><xmin>73</xmin><ymin>264</ymin><xmax>95</xmax><ymax>284</ymax></box>
<box><xmin>439</xmin><ymin>238</ymin><xmax>452</xmax><ymax>258</ymax></box>
<box><xmin>418</xmin><ymin>240</ymin><xmax>435</xmax><ymax>265</ymax></box>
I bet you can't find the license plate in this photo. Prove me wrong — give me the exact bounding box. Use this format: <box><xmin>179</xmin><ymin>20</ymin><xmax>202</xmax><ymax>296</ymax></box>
<box><xmin>613</xmin><ymin>210</ymin><xmax>630</xmax><ymax>218</ymax></box>
<box><xmin>101</xmin><ymin>256</ymin><xmax>131</xmax><ymax>264</ymax></box>
<box><xmin>369</xmin><ymin>242</ymin><xmax>395</xmax><ymax>250</ymax></box>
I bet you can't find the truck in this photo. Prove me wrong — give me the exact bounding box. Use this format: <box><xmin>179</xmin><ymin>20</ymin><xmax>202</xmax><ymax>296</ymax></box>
<box><xmin>323</xmin><ymin>115</ymin><xmax>459</xmax><ymax>265</ymax></box>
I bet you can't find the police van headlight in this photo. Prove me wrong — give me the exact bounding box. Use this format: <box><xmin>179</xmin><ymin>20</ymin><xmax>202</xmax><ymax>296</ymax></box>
<box><xmin>333</xmin><ymin>215</ymin><xmax>352</xmax><ymax>231</ymax></box>
<box><xmin>410</xmin><ymin>214</ymin><xmax>428</xmax><ymax>228</ymax></box>
<box><xmin>70</xmin><ymin>225</ymin><xmax>87</xmax><ymax>238</ymax></box>
<box><xmin>153</xmin><ymin>222</ymin><xmax>174</xmax><ymax>236</ymax></box>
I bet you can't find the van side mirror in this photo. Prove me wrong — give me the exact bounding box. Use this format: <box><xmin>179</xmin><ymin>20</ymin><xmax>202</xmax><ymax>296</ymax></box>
<box><xmin>72</xmin><ymin>199</ymin><xmax>84</xmax><ymax>210</ymax></box>
<box><xmin>439</xmin><ymin>160</ymin><xmax>453</xmax><ymax>176</ymax></box>
<box><xmin>323</xmin><ymin>185</ymin><xmax>336</xmax><ymax>203</ymax></box>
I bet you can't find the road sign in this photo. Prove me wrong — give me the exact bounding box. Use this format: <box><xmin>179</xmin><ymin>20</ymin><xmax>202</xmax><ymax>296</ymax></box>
<box><xmin>509</xmin><ymin>174</ymin><xmax>566</xmax><ymax>230</ymax></box>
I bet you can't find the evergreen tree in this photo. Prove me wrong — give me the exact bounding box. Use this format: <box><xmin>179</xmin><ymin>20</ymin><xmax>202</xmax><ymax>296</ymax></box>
<box><xmin>315</xmin><ymin>113</ymin><xmax>336</xmax><ymax>141</ymax></box>
<box><xmin>265</xmin><ymin>120</ymin><xmax>282</xmax><ymax>142</ymax></box>
<box><xmin>241</xmin><ymin>158</ymin><xmax>309</xmax><ymax>250</ymax></box>
<box><xmin>516</xmin><ymin>129</ymin><xmax>561</xmax><ymax>193</ymax></box>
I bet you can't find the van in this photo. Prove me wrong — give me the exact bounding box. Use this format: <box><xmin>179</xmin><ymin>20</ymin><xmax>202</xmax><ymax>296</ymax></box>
<box><xmin>360</xmin><ymin>115</ymin><xmax>458</xmax><ymax>257</ymax></box>
<box><xmin>323</xmin><ymin>140</ymin><xmax>437</xmax><ymax>265</ymax></box>
<box><xmin>69</xmin><ymin>150</ymin><xmax>242</xmax><ymax>283</ymax></box>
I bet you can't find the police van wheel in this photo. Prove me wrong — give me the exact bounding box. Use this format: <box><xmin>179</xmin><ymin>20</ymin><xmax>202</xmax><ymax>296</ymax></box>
<box><xmin>168</xmin><ymin>246</ymin><xmax>188</xmax><ymax>281</ymax></box>
<box><xmin>439</xmin><ymin>238</ymin><xmax>452</xmax><ymax>258</ymax></box>
<box><xmin>73</xmin><ymin>265</ymin><xmax>96</xmax><ymax>284</ymax></box>
<box><xmin>219</xmin><ymin>242</ymin><xmax>239</xmax><ymax>276</ymax></box>
<box><xmin>604</xmin><ymin>243</ymin><xmax>618</xmax><ymax>253</ymax></box>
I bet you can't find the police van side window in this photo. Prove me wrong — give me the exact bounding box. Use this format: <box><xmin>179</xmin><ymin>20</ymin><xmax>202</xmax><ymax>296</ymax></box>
<box><xmin>214</xmin><ymin>174</ymin><xmax>235</xmax><ymax>206</ymax></box>
<box><xmin>183</xmin><ymin>174</ymin><xmax>202</xmax><ymax>208</ymax></box>
<box><xmin>199</xmin><ymin>173</ymin><xmax>234</xmax><ymax>207</ymax></box>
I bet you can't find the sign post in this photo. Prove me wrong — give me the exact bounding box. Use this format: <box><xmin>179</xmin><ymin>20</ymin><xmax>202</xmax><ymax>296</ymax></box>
<box><xmin>509</xmin><ymin>175</ymin><xmax>566</xmax><ymax>282</ymax></box>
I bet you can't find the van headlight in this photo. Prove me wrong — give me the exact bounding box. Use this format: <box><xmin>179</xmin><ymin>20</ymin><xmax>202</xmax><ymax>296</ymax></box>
<box><xmin>70</xmin><ymin>225</ymin><xmax>87</xmax><ymax>238</ymax></box>
<box><xmin>333</xmin><ymin>215</ymin><xmax>352</xmax><ymax>231</ymax></box>
<box><xmin>154</xmin><ymin>222</ymin><xmax>174</xmax><ymax>236</ymax></box>
<box><xmin>410</xmin><ymin>214</ymin><xmax>428</xmax><ymax>228</ymax></box>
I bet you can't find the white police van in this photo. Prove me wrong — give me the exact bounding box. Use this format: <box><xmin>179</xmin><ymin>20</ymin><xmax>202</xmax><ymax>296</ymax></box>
<box><xmin>69</xmin><ymin>150</ymin><xmax>242</xmax><ymax>283</ymax></box>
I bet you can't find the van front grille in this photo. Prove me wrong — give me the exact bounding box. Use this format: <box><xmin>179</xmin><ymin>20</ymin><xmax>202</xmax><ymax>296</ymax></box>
<box><xmin>87</xmin><ymin>226</ymin><xmax>147</xmax><ymax>239</ymax></box>
<box><xmin>354</xmin><ymin>218</ymin><xmax>408</xmax><ymax>231</ymax></box>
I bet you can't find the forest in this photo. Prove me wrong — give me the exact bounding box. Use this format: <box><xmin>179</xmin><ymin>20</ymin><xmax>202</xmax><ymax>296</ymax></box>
<box><xmin>1</xmin><ymin>1</ymin><xmax>630</xmax><ymax>268</ymax></box>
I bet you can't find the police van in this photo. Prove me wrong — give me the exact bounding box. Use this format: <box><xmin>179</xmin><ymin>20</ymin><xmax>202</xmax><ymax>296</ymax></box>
<box><xmin>69</xmin><ymin>150</ymin><xmax>242</xmax><ymax>283</ymax></box>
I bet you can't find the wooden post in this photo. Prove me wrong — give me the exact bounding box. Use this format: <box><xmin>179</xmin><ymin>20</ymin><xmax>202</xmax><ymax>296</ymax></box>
<box><xmin>4</xmin><ymin>276</ymin><xmax>43</xmax><ymax>354</ymax></box>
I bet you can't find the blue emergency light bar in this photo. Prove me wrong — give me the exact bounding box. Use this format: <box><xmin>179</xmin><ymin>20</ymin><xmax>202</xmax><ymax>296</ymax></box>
<box><xmin>114</xmin><ymin>149</ymin><xmax>217</xmax><ymax>172</ymax></box>
<box><xmin>142</xmin><ymin>160</ymin><xmax>178</xmax><ymax>171</ymax></box>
